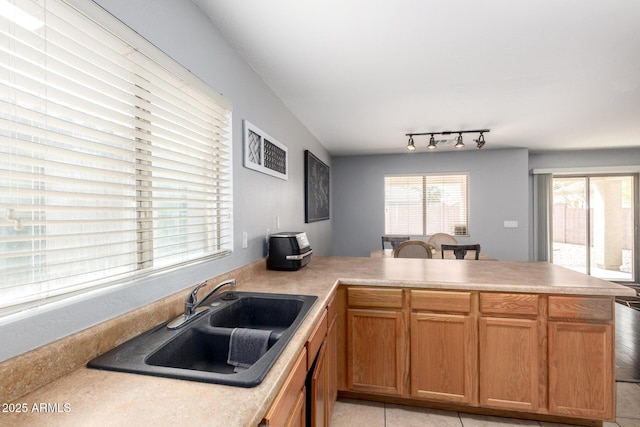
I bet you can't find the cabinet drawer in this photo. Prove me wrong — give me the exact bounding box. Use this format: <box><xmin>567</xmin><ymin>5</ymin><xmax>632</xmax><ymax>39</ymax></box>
<box><xmin>327</xmin><ymin>291</ymin><xmax>337</xmax><ymax>323</ymax></box>
<box><xmin>347</xmin><ymin>287</ymin><xmax>403</xmax><ymax>309</ymax></box>
<box><xmin>548</xmin><ymin>296</ymin><xmax>613</xmax><ymax>322</ymax></box>
<box><xmin>480</xmin><ymin>293</ymin><xmax>538</xmax><ymax>316</ymax></box>
<box><xmin>411</xmin><ymin>290</ymin><xmax>471</xmax><ymax>313</ymax></box>
<box><xmin>307</xmin><ymin>309</ymin><xmax>328</xmax><ymax>368</ymax></box>
<box><xmin>262</xmin><ymin>347</ymin><xmax>307</xmax><ymax>426</ymax></box>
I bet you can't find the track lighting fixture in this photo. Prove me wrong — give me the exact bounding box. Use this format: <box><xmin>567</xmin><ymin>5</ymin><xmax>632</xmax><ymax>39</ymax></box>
<box><xmin>405</xmin><ymin>129</ymin><xmax>490</xmax><ymax>151</ymax></box>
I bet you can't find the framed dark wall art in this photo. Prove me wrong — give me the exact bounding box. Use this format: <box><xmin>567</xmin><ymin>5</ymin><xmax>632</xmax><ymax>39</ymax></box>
<box><xmin>304</xmin><ymin>150</ymin><xmax>330</xmax><ymax>223</ymax></box>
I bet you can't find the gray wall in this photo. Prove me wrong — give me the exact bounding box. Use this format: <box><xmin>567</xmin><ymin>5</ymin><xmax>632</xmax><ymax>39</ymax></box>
<box><xmin>91</xmin><ymin>0</ymin><xmax>333</xmax><ymax>260</ymax></box>
<box><xmin>332</xmin><ymin>148</ymin><xmax>530</xmax><ymax>261</ymax></box>
<box><xmin>0</xmin><ymin>0</ymin><xmax>331</xmax><ymax>361</ymax></box>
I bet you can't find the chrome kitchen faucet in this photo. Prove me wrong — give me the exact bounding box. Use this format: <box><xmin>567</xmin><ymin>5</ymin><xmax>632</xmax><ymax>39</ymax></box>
<box><xmin>167</xmin><ymin>278</ymin><xmax>237</xmax><ymax>329</ymax></box>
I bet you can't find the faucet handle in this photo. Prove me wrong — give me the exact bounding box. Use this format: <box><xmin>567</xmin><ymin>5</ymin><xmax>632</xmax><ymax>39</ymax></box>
<box><xmin>185</xmin><ymin>281</ymin><xmax>207</xmax><ymax>314</ymax></box>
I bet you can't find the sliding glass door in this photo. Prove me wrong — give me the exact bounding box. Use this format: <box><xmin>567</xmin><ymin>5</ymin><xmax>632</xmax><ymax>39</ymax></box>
<box><xmin>552</xmin><ymin>175</ymin><xmax>635</xmax><ymax>281</ymax></box>
<box><xmin>552</xmin><ymin>177</ymin><xmax>588</xmax><ymax>274</ymax></box>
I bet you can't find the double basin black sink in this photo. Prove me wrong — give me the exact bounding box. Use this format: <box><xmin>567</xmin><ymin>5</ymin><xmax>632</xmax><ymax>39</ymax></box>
<box><xmin>88</xmin><ymin>292</ymin><xmax>317</xmax><ymax>387</ymax></box>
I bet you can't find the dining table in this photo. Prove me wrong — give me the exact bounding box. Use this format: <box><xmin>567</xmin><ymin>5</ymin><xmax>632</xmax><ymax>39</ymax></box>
<box><xmin>371</xmin><ymin>248</ymin><xmax>495</xmax><ymax>260</ymax></box>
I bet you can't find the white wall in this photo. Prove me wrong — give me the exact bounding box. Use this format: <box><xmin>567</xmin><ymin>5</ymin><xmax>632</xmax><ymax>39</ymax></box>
<box><xmin>332</xmin><ymin>148</ymin><xmax>530</xmax><ymax>261</ymax></box>
<box><xmin>529</xmin><ymin>148</ymin><xmax>640</xmax><ymax>171</ymax></box>
<box><xmin>0</xmin><ymin>0</ymin><xmax>331</xmax><ymax>361</ymax></box>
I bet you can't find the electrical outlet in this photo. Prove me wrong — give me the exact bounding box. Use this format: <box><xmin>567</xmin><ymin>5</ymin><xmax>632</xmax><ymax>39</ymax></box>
<box><xmin>241</xmin><ymin>232</ymin><xmax>248</xmax><ymax>248</ymax></box>
<box><xmin>504</xmin><ymin>220</ymin><xmax>519</xmax><ymax>229</ymax></box>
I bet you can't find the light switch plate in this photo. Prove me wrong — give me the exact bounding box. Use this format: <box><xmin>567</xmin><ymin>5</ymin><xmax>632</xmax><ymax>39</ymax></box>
<box><xmin>504</xmin><ymin>220</ymin><xmax>519</xmax><ymax>229</ymax></box>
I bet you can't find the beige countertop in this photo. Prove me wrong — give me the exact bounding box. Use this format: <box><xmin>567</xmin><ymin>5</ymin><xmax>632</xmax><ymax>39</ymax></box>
<box><xmin>1</xmin><ymin>257</ymin><xmax>634</xmax><ymax>426</ymax></box>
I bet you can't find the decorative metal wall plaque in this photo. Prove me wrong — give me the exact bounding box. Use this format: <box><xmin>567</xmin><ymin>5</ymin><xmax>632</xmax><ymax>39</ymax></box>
<box><xmin>243</xmin><ymin>120</ymin><xmax>288</xmax><ymax>180</ymax></box>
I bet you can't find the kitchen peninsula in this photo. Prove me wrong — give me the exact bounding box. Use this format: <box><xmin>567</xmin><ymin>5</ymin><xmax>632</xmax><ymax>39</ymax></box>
<box><xmin>0</xmin><ymin>256</ymin><xmax>635</xmax><ymax>426</ymax></box>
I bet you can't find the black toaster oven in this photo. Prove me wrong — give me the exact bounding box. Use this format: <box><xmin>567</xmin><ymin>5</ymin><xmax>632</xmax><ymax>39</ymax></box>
<box><xmin>267</xmin><ymin>232</ymin><xmax>312</xmax><ymax>271</ymax></box>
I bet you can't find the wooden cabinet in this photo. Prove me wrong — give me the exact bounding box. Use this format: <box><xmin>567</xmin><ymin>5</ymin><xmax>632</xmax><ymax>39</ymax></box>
<box><xmin>308</xmin><ymin>293</ymin><xmax>339</xmax><ymax>427</ymax></box>
<box><xmin>264</xmin><ymin>290</ymin><xmax>339</xmax><ymax>427</ymax></box>
<box><xmin>287</xmin><ymin>390</ymin><xmax>306</xmax><ymax>427</ymax></box>
<box><xmin>410</xmin><ymin>290</ymin><xmax>476</xmax><ymax>404</ymax></box>
<box><xmin>338</xmin><ymin>285</ymin><xmax>617</xmax><ymax>424</ymax></box>
<box><xmin>479</xmin><ymin>317</ymin><xmax>539</xmax><ymax>411</ymax></box>
<box><xmin>326</xmin><ymin>294</ymin><xmax>338</xmax><ymax>421</ymax></box>
<box><xmin>310</xmin><ymin>343</ymin><xmax>327</xmax><ymax>427</ymax></box>
<box><xmin>479</xmin><ymin>293</ymin><xmax>540</xmax><ymax>412</ymax></box>
<box><xmin>548</xmin><ymin>296</ymin><xmax>614</xmax><ymax>420</ymax></box>
<box><xmin>307</xmin><ymin>310</ymin><xmax>327</xmax><ymax>368</ymax></box>
<box><xmin>262</xmin><ymin>348</ymin><xmax>307</xmax><ymax>426</ymax></box>
<box><xmin>346</xmin><ymin>287</ymin><xmax>406</xmax><ymax>396</ymax></box>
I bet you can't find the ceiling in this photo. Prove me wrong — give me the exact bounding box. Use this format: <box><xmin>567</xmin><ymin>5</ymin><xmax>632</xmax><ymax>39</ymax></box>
<box><xmin>193</xmin><ymin>0</ymin><xmax>640</xmax><ymax>156</ymax></box>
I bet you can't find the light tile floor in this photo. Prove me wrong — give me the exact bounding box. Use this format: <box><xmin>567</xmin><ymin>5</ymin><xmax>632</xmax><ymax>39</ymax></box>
<box><xmin>330</xmin><ymin>382</ymin><xmax>640</xmax><ymax>427</ymax></box>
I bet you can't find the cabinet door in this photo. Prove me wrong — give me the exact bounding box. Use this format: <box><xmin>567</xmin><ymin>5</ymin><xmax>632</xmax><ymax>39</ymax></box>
<box><xmin>548</xmin><ymin>321</ymin><xmax>614</xmax><ymax>419</ymax></box>
<box><xmin>479</xmin><ymin>317</ymin><xmax>538</xmax><ymax>411</ymax></box>
<box><xmin>326</xmin><ymin>315</ymin><xmax>338</xmax><ymax>422</ymax></box>
<box><xmin>262</xmin><ymin>348</ymin><xmax>307</xmax><ymax>426</ymax></box>
<box><xmin>411</xmin><ymin>312</ymin><xmax>474</xmax><ymax>404</ymax></box>
<box><xmin>347</xmin><ymin>308</ymin><xmax>405</xmax><ymax>396</ymax></box>
<box><xmin>310</xmin><ymin>343</ymin><xmax>327</xmax><ymax>427</ymax></box>
<box><xmin>285</xmin><ymin>389</ymin><xmax>306</xmax><ymax>427</ymax></box>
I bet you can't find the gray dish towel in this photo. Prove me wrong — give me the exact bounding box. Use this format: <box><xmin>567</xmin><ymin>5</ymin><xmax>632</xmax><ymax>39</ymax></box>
<box><xmin>227</xmin><ymin>328</ymin><xmax>272</xmax><ymax>372</ymax></box>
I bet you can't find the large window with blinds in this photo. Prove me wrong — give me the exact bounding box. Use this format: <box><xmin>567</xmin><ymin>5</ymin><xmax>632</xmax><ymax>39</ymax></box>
<box><xmin>384</xmin><ymin>174</ymin><xmax>469</xmax><ymax>236</ymax></box>
<box><xmin>0</xmin><ymin>0</ymin><xmax>233</xmax><ymax>313</ymax></box>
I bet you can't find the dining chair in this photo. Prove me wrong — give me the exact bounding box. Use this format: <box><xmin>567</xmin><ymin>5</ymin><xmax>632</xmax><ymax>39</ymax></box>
<box><xmin>393</xmin><ymin>240</ymin><xmax>433</xmax><ymax>258</ymax></box>
<box><xmin>381</xmin><ymin>235</ymin><xmax>410</xmax><ymax>250</ymax></box>
<box><xmin>426</xmin><ymin>233</ymin><xmax>458</xmax><ymax>252</ymax></box>
<box><xmin>441</xmin><ymin>244</ymin><xmax>481</xmax><ymax>260</ymax></box>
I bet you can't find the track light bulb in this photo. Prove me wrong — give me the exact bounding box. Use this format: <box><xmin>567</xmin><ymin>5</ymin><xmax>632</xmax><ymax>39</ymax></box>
<box><xmin>427</xmin><ymin>135</ymin><xmax>437</xmax><ymax>149</ymax></box>
<box><xmin>475</xmin><ymin>133</ymin><xmax>486</xmax><ymax>149</ymax></box>
<box><xmin>455</xmin><ymin>133</ymin><xmax>464</xmax><ymax>148</ymax></box>
<box><xmin>406</xmin><ymin>136</ymin><xmax>416</xmax><ymax>151</ymax></box>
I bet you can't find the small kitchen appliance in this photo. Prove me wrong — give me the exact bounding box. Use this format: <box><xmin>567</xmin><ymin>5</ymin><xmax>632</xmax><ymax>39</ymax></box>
<box><xmin>267</xmin><ymin>232</ymin><xmax>312</xmax><ymax>271</ymax></box>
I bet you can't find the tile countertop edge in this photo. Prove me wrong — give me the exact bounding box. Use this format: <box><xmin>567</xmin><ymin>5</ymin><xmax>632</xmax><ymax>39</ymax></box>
<box><xmin>0</xmin><ymin>256</ymin><xmax>635</xmax><ymax>426</ymax></box>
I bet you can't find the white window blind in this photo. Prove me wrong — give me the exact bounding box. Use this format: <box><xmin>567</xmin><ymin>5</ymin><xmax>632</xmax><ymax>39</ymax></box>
<box><xmin>0</xmin><ymin>0</ymin><xmax>233</xmax><ymax>312</ymax></box>
<box><xmin>384</xmin><ymin>174</ymin><xmax>469</xmax><ymax>236</ymax></box>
